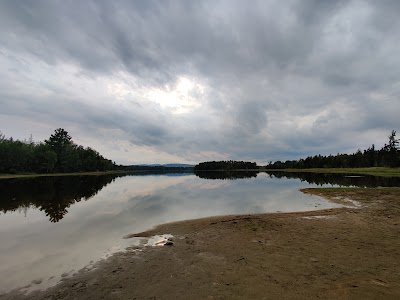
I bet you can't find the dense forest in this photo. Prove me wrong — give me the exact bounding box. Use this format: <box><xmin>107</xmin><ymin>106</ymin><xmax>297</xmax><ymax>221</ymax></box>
<box><xmin>194</xmin><ymin>160</ymin><xmax>258</xmax><ymax>171</ymax></box>
<box><xmin>0</xmin><ymin>128</ymin><xmax>115</xmax><ymax>174</ymax></box>
<box><xmin>195</xmin><ymin>170</ymin><xmax>259</xmax><ymax>180</ymax></box>
<box><xmin>265</xmin><ymin>130</ymin><xmax>400</xmax><ymax>169</ymax></box>
<box><xmin>118</xmin><ymin>165</ymin><xmax>193</xmax><ymax>172</ymax></box>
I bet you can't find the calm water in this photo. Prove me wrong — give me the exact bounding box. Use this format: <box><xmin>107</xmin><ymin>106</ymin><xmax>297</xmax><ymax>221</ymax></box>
<box><xmin>0</xmin><ymin>171</ymin><xmax>399</xmax><ymax>294</ymax></box>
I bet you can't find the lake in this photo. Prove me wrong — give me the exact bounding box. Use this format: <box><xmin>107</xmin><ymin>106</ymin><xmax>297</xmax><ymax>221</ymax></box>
<box><xmin>1</xmin><ymin>171</ymin><xmax>399</xmax><ymax>294</ymax></box>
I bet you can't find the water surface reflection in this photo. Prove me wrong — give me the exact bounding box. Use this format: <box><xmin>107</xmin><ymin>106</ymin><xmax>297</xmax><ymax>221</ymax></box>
<box><xmin>1</xmin><ymin>171</ymin><xmax>398</xmax><ymax>294</ymax></box>
<box><xmin>0</xmin><ymin>174</ymin><xmax>125</xmax><ymax>222</ymax></box>
<box><xmin>264</xmin><ymin>171</ymin><xmax>400</xmax><ymax>187</ymax></box>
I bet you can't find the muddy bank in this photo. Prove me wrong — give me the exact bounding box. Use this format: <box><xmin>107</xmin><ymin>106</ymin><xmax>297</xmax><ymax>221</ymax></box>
<box><xmin>2</xmin><ymin>188</ymin><xmax>399</xmax><ymax>300</ymax></box>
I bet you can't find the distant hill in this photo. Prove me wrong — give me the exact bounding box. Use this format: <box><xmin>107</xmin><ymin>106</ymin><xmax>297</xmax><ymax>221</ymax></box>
<box><xmin>163</xmin><ymin>164</ymin><xmax>194</xmax><ymax>168</ymax></box>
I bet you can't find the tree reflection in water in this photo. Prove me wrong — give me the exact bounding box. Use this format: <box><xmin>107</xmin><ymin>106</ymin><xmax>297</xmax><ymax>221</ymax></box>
<box><xmin>0</xmin><ymin>174</ymin><xmax>126</xmax><ymax>222</ymax></box>
<box><xmin>1</xmin><ymin>171</ymin><xmax>400</xmax><ymax>223</ymax></box>
<box><xmin>195</xmin><ymin>170</ymin><xmax>400</xmax><ymax>187</ymax></box>
<box><xmin>265</xmin><ymin>171</ymin><xmax>400</xmax><ymax>188</ymax></box>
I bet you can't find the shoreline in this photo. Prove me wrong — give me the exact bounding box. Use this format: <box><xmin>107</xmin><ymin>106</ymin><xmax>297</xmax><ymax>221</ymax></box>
<box><xmin>0</xmin><ymin>170</ymin><xmax>133</xmax><ymax>180</ymax></box>
<box><xmin>1</xmin><ymin>187</ymin><xmax>399</xmax><ymax>299</ymax></box>
<box><xmin>0</xmin><ymin>170</ymin><xmax>192</xmax><ymax>180</ymax></box>
<box><xmin>260</xmin><ymin>167</ymin><xmax>400</xmax><ymax>177</ymax></box>
<box><xmin>2</xmin><ymin>167</ymin><xmax>400</xmax><ymax>180</ymax></box>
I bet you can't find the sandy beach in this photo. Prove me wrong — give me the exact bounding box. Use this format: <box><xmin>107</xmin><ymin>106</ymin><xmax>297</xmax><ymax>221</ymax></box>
<box><xmin>2</xmin><ymin>188</ymin><xmax>399</xmax><ymax>300</ymax></box>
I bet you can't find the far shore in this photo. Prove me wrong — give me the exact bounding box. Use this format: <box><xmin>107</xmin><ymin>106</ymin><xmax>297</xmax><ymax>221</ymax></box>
<box><xmin>1</xmin><ymin>167</ymin><xmax>400</xmax><ymax>180</ymax></box>
<box><xmin>0</xmin><ymin>169</ymin><xmax>193</xmax><ymax>180</ymax></box>
<box><xmin>0</xmin><ymin>170</ymin><xmax>135</xmax><ymax>179</ymax></box>
<box><xmin>259</xmin><ymin>167</ymin><xmax>400</xmax><ymax>177</ymax></box>
<box><xmin>195</xmin><ymin>167</ymin><xmax>400</xmax><ymax>177</ymax></box>
<box><xmin>3</xmin><ymin>187</ymin><xmax>399</xmax><ymax>299</ymax></box>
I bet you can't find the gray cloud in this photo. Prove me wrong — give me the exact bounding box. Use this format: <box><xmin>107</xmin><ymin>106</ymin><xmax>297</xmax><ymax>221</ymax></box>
<box><xmin>0</xmin><ymin>0</ymin><xmax>399</xmax><ymax>164</ymax></box>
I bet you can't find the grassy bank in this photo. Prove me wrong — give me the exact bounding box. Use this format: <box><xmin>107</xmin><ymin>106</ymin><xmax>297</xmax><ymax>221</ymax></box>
<box><xmin>0</xmin><ymin>170</ymin><xmax>135</xmax><ymax>180</ymax></box>
<box><xmin>261</xmin><ymin>167</ymin><xmax>400</xmax><ymax>177</ymax></box>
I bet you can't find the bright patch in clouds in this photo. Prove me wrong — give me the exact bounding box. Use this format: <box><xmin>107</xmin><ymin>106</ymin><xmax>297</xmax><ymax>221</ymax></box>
<box><xmin>146</xmin><ymin>76</ymin><xmax>204</xmax><ymax>114</ymax></box>
<box><xmin>106</xmin><ymin>74</ymin><xmax>205</xmax><ymax>114</ymax></box>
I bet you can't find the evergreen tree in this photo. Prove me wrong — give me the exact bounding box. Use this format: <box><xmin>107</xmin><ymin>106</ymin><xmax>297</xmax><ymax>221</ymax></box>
<box><xmin>382</xmin><ymin>130</ymin><xmax>399</xmax><ymax>167</ymax></box>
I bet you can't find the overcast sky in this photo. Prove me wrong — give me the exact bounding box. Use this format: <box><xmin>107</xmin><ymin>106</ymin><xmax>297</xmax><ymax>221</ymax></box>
<box><xmin>0</xmin><ymin>0</ymin><xmax>399</xmax><ymax>164</ymax></box>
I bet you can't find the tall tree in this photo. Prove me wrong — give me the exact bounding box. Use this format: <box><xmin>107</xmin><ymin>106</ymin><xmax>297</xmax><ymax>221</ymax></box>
<box><xmin>45</xmin><ymin>128</ymin><xmax>73</xmax><ymax>171</ymax></box>
<box><xmin>387</xmin><ymin>130</ymin><xmax>399</xmax><ymax>151</ymax></box>
<box><xmin>383</xmin><ymin>130</ymin><xmax>399</xmax><ymax>167</ymax></box>
<box><xmin>45</xmin><ymin>128</ymin><xmax>72</xmax><ymax>153</ymax></box>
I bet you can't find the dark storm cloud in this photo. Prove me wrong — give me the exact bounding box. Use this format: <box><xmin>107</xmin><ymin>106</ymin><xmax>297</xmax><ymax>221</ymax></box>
<box><xmin>0</xmin><ymin>1</ymin><xmax>331</xmax><ymax>78</ymax></box>
<box><xmin>1</xmin><ymin>0</ymin><xmax>399</xmax><ymax>163</ymax></box>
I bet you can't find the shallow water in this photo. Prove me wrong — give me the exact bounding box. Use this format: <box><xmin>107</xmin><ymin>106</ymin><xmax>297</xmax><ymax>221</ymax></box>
<box><xmin>0</xmin><ymin>171</ymin><xmax>396</xmax><ymax>294</ymax></box>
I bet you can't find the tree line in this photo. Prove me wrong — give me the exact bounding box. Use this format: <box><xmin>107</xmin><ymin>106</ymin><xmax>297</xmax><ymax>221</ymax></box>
<box><xmin>0</xmin><ymin>128</ymin><xmax>115</xmax><ymax>174</ymax></box>
<box><xmin>195</xmin><ymin>170</ymin><xmax>258</xmax><ymax>180</ymax></box>
<box><xmin>118</xmin><ymin>165</ymin><xmax>193</xmax><ymax>172</ymax></box>
<box><xmin>194</xmin><ymin>160</ymin><xmax>258</xmax><ymax>171</ymax></box>
<box><xmin>265</xmin><ymin>130</ymin><xmax>400</xmax><ymax>169</ymax></box>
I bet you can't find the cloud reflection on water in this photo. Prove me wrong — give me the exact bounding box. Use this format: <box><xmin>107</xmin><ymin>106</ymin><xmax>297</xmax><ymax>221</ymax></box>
<box><xmin>0</xmin><ymin>172</ymin><xmax>343</xmax><ymax>293</ymax></box>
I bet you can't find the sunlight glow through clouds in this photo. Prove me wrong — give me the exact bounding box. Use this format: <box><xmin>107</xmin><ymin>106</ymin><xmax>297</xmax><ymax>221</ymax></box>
<box><xmin>146</xmin><ymin>76</ymin><xmax>205</xmax><ymax>114</ymax></box>
<box><xmin>106</xmin><ymin>75</ymin><xmax>205</xmax><ymax>114</ymax></box>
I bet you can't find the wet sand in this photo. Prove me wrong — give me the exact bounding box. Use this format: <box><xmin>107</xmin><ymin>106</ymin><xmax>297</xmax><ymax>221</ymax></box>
<box><xmin>2</xmin><ymin>188</ymin><xmax>399</xmax><ymax>300</ymax></box>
